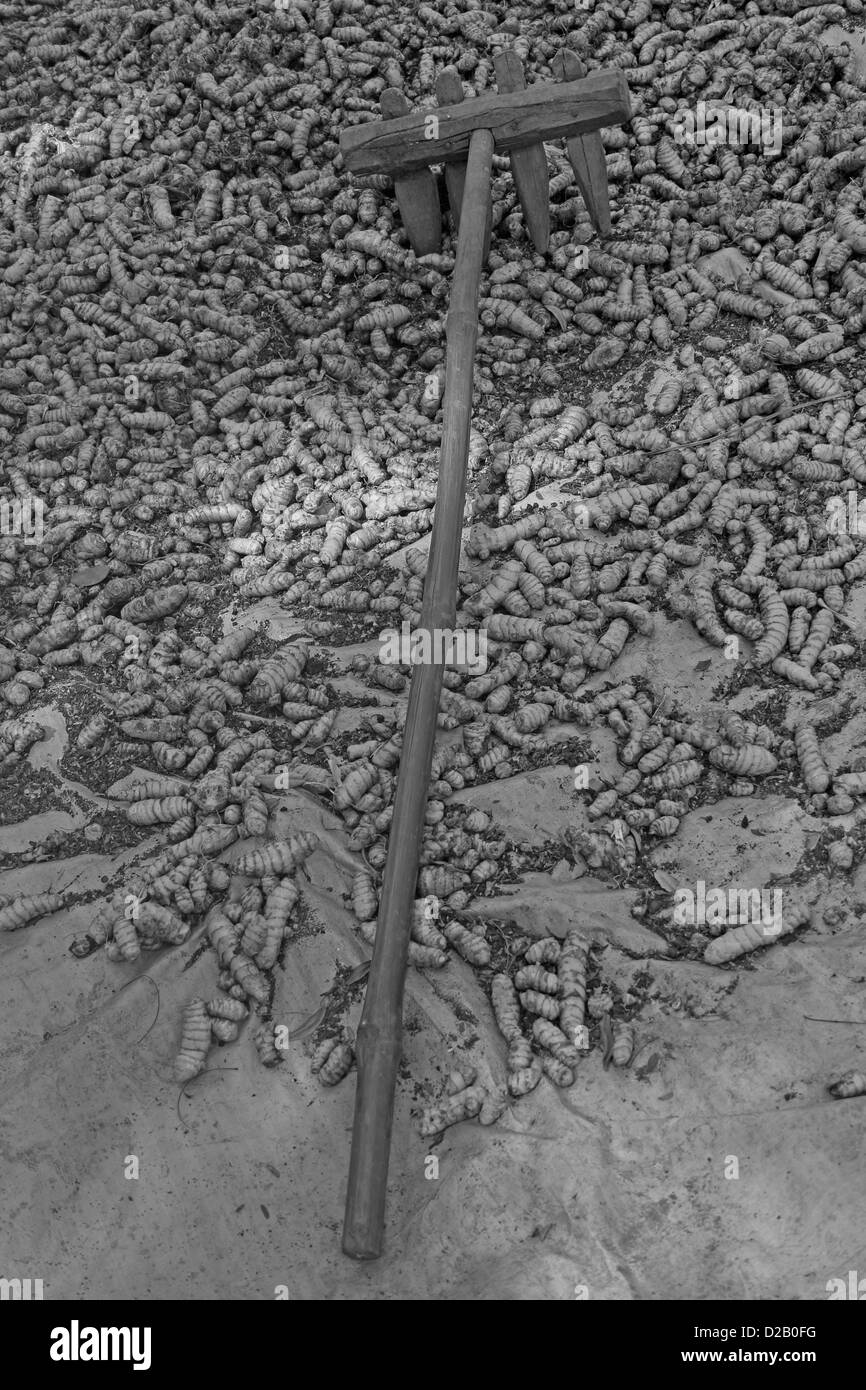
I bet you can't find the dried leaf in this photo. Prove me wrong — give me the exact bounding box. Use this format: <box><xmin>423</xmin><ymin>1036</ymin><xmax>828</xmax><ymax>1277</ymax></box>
<box><xmin>608</xmin><ymin>818</ymin><xmax>627</xmax><ymax>844</ymax></box>
<box><xmin>653</xmin><ymin>869</ymin><xmax>678</xmax><ymax>892</ymax></box>
<box><xmin>344</xmin><ymin>960</ymin><xmax>371</xmax><ymax>986</ymax></box>
<box><xmin>288</xmin><ymin>1000</ymin><xmax>328</xmax><ymax>1041</ymax></box>
<box><xmin>71</xmin><ymin>563</ymin><xmax>112</xmax><ymax>587</ymax></box>
<box><xmin>600</xmin><ymin>1014</ymin><xmax>615</xmax><ymax>1070</ymax></box>
<box><xmin>636</xmin><ymin>1050</ymin><xmax>661</xmax><ymax>1078</ymax></box>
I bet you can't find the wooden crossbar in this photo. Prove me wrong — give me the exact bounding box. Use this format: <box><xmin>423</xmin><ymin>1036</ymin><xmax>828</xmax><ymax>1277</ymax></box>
<box><xmin>340</xmin><ymin>69</ymin><xmax>631</xmax><ymax>176</ymax></box>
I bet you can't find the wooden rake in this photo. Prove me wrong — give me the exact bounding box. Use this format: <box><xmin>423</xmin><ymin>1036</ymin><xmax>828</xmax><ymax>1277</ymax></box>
<box><xmin>338</xmin><ymin>49</ymin><xmax>631</xmax><ymax>1261</ymax></box>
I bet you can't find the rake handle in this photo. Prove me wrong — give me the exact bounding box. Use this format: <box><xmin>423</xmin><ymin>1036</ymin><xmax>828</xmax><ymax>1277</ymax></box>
<box><xmin>341</xmin><ymin>126</ymin><xmax>495</xmax><ymax>1261</ymax></box>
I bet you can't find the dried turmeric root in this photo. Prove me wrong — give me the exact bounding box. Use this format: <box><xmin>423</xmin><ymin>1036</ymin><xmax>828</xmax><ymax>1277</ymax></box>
<box><xmin>507</xmin><ymin>1036</ymin><xmax>533</xmax><ymax>1071</ymax></box>
<box><xmin>174</xmin><ymin>999</ymin><xmax>212</xmax><ymax>1083</ymax></box>
<box><xmin>514</xmin><ymin>965</ymin><xmax>559</xmax><ymax>994</ymax></box>
<box><xmin>532</xmin><ymin>1018</ymin><xmax>581</xmax><ymax>1069</ymax></box>
<box><xmin>557</xmin><ymin>931</ymin><xmax>588</xmax><ymax>1007</ymax></box>
<box><xmin>417</xmin><ymin>1083</ymin><xmax>486</xmax><ymax>1137</ymax></box>
<box><xmin>491</xmin><ymin>972</ymin><xmax>522</xmax><ymax>1041</ymax></box>
<box><xmin>557</xmin><ymin>931</ymin><xmax>590</xmax><ymax>1045</ymax></box>
<box><xmin>254</xmin><ymin>1022</ymin><xmax>283</xmax><ymax>1067</ymax></box>
<box><xmin>442</xmin><ymin>920</ymin><xmax>490</xmax><ymax>966</ymax></box>
<box><xmin>611</xmin><ymin>1021</ymin><xmax>635</xmax><ymax>1067</ymax></box>
<box><xmin>540</xmin><ymin>1053</ymin><xmax>575</xmax><ymax>1088</ymax></box>
<box><xmin>311</xmin><ymin>1033</ymin><xmax>355</xmax><ymax>1086</ymax></box>
<box><xmin>524</xmin><ymin>937</ymin><xmax>561</xmax><ymax>966</ymax></box>
<box><xmin>446</xmin><ymin>1064</ymin><xmax>478</xmax><ymax>1094</ymax></box>
<box><xmin>479</xmin><ymin>1087</ymin><xmax>508</xmax><ymax>1125</ymax></box>
<box><xmin>411</xmin><ymin>908</ymin><xmax>448</xmax><ymax>950</ymax></box>
<box><xmin>507</xmin><ymin>1058</ymin><xmax>543</xmax><ymax>1097</ymax></box>
<box><xmin>211</xmin><ymin>1018</ymin><xmax>240</xmax><ymax>1044</ymax></box>
<box><xmin>519</xmin><ymin>989</ymin><xmax>560</xmax><ymax>1020</ymax></box>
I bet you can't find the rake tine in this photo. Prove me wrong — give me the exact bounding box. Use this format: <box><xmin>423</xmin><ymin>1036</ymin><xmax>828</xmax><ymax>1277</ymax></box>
<box><xmin>552</xmin><ymin>48</ymin><xmax>612</xmax><ymax>237</ymax></box>
<box><xmin>435</xmin><ymin>66</ymin><xmax>492</xmax><ymax>260</ymax></box>
<box><xmin>492</xmin><ymin>49</ymin><xmax>550</xmax><ymax>253</ymax></box>
<box><xmin>379</xmin><ymin>88</ymin><xmax>442</xmax><ymax>256</ymax></box>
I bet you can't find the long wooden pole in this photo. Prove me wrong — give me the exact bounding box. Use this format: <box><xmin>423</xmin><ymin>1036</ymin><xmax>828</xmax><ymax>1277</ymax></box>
<box><xmin>342</xmin><ymin>126</ymin><xmax>495</xmax><ymax>1261</ymax></box>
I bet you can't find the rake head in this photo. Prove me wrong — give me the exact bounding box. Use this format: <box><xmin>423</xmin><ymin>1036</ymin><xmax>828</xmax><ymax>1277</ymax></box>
<box><xmin>339</xmin><ymin>48</ymin><xmax>632</xmax><ymax>257</ymax></box>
